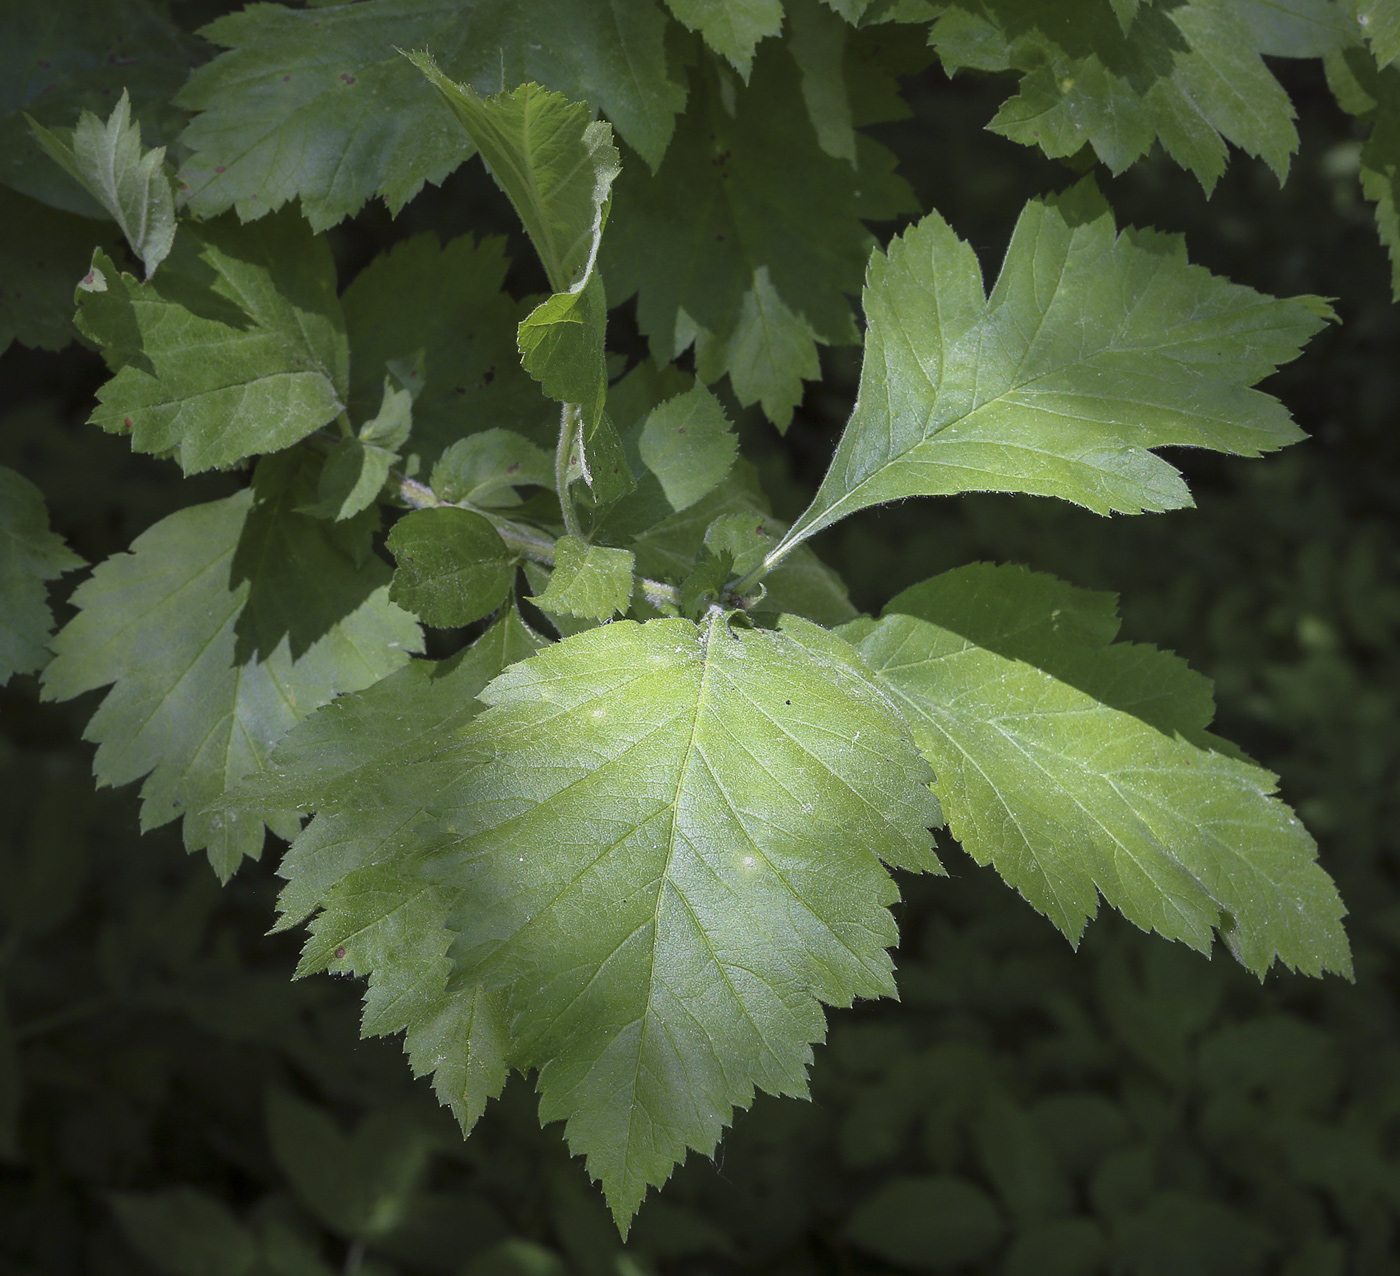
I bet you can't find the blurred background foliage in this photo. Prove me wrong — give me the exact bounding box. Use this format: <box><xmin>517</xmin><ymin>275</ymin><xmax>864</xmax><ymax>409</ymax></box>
<box><xmin>2</xmin><ymin>19</ymin><xmax>1399</xmax><ymax>1276</ymax></box>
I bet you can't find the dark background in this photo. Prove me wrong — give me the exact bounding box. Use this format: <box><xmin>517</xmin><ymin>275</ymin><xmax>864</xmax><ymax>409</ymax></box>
<box><xmin>2</xmin><ymin>39</ymin><xmax>1398</xmax><ymax>1276</ymax></box>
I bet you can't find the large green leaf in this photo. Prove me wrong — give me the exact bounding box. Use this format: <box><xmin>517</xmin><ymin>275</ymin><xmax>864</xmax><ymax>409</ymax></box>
<box><xmin>772</xmin><ymin>181</ymin><xmax>1331</xmax><ymax>560</ymax></box>
<box><xmin>228</xmin><ymin>613</ymin><xmax>940</xmax><ymax>1228</ymax></box>
<box><xmin>927</xmin><ymin>0</ymin><xmax>1303</xmax><ymax>191</ymax></box>
<box><xmin>840</xmin><ymin>562</ymin><xmax>1351</xmax><ymax>979</ymax></box>
<box><xmin>30</xmin><ymin>89</ymin><xmax>176</xmax><ymax>277</ymax></box>
<box><xmin>603</xmin><ymin>43</ymin><xmax>912</xmax><ymax>429</ymax></box>
<box><xmin>340</xmin><ymin>232</ymin><xmax>554</xmax><ymax>467</ymax></box>
<box><xmin>0</xmin><ymin>465</ymin><xmax>84</xmax><ymax>685</ymax></box>
<box><xmin>74</xmin><ymin>211</ymin><xmax>348</xmax><ymax>474</ymax></box>
<box><xmin>42</xmin><ymin>453</ymin><xmax>421</xmax><ymax>878</ymax></box>
<box><xmin>174</xmin><ymin>0</ymin><xmax>683</xmax><ymax>230</ymax></box>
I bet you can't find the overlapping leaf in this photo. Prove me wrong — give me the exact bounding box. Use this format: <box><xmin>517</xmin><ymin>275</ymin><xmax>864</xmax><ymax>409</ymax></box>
<box><xmin>228</xmin><ymin>612</ymin><xmax>940</xmax><ymax>1229</ymax></box>
<box><xmin>341</xmin><ymin>232</ymin><xmax>554</xmax><ymax>467</ymax></box>
<box><xmin>174</xmin><ymin>0</ymin><xmax>684</xmax><ymax>230</ymax></box>
<box><xmin>0</xmin><ymin>465</ymin><xmax>84</xmax><ymax>684</ymax></box>
<box><xmin>603</xmin><ymin>44</ymin><xmax>912</xmax><ymax>429</ymax></box>
<box><xmin>42</xmin><ymin>453</ymin><xmax>421</xmax><ymax>878</ymax></box>
<box><xmin>387</xmin><ymin>507</ymin><xmax>514</xmax><ymax>628</ymax></box>
<box><xmin>927</xmin><ymin>0</ymin><xmax>1303</xmax><ymax>191</ymax></box>
<box><xmin>74</xmin><ymin>210</ymin><xmax>348</xmax><ymax>473</ymax></box>
<box><xmin>773</xmin><ymin>181</ymin><xmax>1332</xmax><ymax>558</ymax></box>
<box><xmin>664</xmin><ymin>0</ymin><xmax>784</xmax><ymax>76</ymax></box>
<box><xmin>840</xmin><ymin>562</ymin><xmax>1351</xmax><ymax>978</ymax></box>
<box><xmin>1350</xmin><ymin>0</ymin><xmax>1400</xmax><ymax>65</ymax></box>
<box><xmin>30</xmin><ymin>89</ymin><xmax>176</xmax><ymax>277</ymax></box>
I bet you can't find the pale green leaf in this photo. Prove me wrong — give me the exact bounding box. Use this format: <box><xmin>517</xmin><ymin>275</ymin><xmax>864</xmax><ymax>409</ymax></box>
<box><xmin>775</xmin><ymin>181</ymin><xmax>1331</xmax><ymax>557</ymax></box>
<box><xmin>841</xmin><ymin>562</ymin><xmax>1351</xmax><ymax>978</ymax></box>
<box><xmin>73</xmin><ymin>211</ymin><xmax>348</xmax><ymax>474</ymax></box>
<box><xmin>175</xmin><ymin>0</ymin><xmax>683</xmax><ymax>230</ymax></box>
<box><xmin>341</xmin><ymin>232</ymin><xmax>554</xmax><ymax>468</ymax></box>
<box><xmin>604</xmin><ymin>44</ymin><xmax>912</xmax><ymax>428</ymax></box>
<box><xmin>29</xmin><ymin>89</ymin><xmax>175</xmax><ymax>276</ymax></box>
<box><xmin>431</xmin><ymin>430</ymin><xmax>553</xmax><ymax>508</ymax></box>
<box><xmin>0</xmin><ymin>465</ymin><xmax>84</xmax><ymax>685</ymax></box>
<box><xmin>220</xmin><ymin>612</ymin><xmax>541</xmax><ymax>1126</ymax></box>
<box><xmin>930</xmin><ymin>0</ymin><xmax>1302</xmax><ymax>190</ymax></box>
<box><xmin>664</xmin><ymin>0</ymin><xmax>785</xmax><ymax>76</ymax></box>
<box><xmin>531</xmin><ymin>536</ymin><xmax>635</xmax><ymax>619</ymax></box>
<box><xmin>1239</xmin><ymin>0</ymin><xmax>1358</xmax><ymax>56</ymax></box>
<box><xmin>638</xmin><ymin>386</ymin><xmax>738</xmax><ymax>512</ymax></box>
<box><xmin>0</xmin><ymin>0</ymin><xmax>199</xmax><ymax>217</ymax></box>
<box><xmin>1351</xmin><ymin>0</ymin><xmax>1400</xmax><ymax>64</ymax></box>
<box><xmin>41</xmin><ymin>452</ymin><xmax>422</xmax><ymax>878</ymax></box>
<box><xmin>387</xmin><ymin>507</ymin><xmax>514</xmax><ymax>628</ymax></box>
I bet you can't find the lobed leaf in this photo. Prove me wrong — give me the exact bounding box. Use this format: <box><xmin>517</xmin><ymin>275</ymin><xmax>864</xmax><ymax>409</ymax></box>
<box><xmin>175</xmin><ymin>0</ymin><xmax>683</xmax><ymax>230</ymax></box>
<box><xmin>42</xmin><ymin>453</ymin><xmax>421</xmax><ymax>878</ymax></box>
<box><xmin>840</xmin><ymin>562</ymin><xmax>1351</xmax><ymax>979</ymax></box>
<box><xmin>74</xmin><ymin>211</ymin><xmax>348</xmax><ymax>474</ymax></box>
<box><xmin>663</xmin><ymin>0</ymin><xmax>785</xmax><ymax>76</ymax></box>
<box><xmin>774</xmin><ymin>180</ymin><xmax>1332</xmax><ymax>557</ymax></box>
<box><xmin>0</xmin><ymin>465</ymin><xmax>85</xmax><ymax>685</ymax></box>
<box><xmin>30</xmin><ymin>89</ymin><xmax>176</xmax><ymax>277</ymax></box>
<box><xmin>531</xmin><ymin>536</ymin><xmax>635</xmax><ymax>619</ymax></box>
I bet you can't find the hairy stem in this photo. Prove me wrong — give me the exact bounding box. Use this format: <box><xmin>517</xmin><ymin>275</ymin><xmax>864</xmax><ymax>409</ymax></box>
<box><xmin>555</xmin><ymin>402</ymin><xmax>584</xmax><ymax>541</ymax></box>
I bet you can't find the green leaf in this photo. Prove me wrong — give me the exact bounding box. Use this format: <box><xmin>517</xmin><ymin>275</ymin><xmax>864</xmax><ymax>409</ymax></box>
<box><xmin>175</xmin><ymin>0</ymin><xmax>683</xmax><ymax>230</ymax></box>
<box><xmin>0</xmin><ymin>465</ymin><xmax>84</xmax><ymax>685</ymax></box>
<box><xmin>0</xmin><ymin>0</ymin><xmax>200</xmax><ymax>217</ymax></box>
<box><xmin>663</xmin><ymin>0</ymin><xmax>785</xmax><ymax>76</ymax></box>
<box><xmin>74</xmin><ymin>211</ymin><xmax>348</xmax><ymax>474</ymax></box>
<box><xmin>929</xmin><ymin>0</ymin><xmax>1301</xmax><ymax>190</ymax></box>
<box><xmin>531</xmin><ymin>536</ymin><xmax>635</xmax><ymax>619</ymax></box>
<box><xmin>259</xmin><ymin>613</ymin><xmax>939</xmax><ymax>1228</ymax></box>
<box><xmin>638</xmin><ymin>386</ymin><xmax>738</xmax><ymax>512</ymax></box>
<box><xmin>1351</xmin><ymin>0</ymin><xmax>1400</xmax><ymax>65</ymax></box>
<box><xmin>788</xmin><ymin>0</ymin><xmax>858</xmax><ymax>163</ymax></box>
<box><xmin>775</xmin><ymin>180</ymin><xmax>1331</xmax><ymax>556</ymax></box>
<box><xmin>29</xmin><ymin>89</ymin><xmax>175</xmax><ymax>276</ymax></box>
<box><xmin>1326</xmin><ymin>46</ymin><xmax>1400</xmax><ymax>299</ymax></box>
<box><xmin>604</xmin><ymin>44</ymin><xmax>912</xmax><ymax>429</ymax></box>
<box><xmin>341</xmin><ymin>232</ymin><xmax>553</xmax><ymax>468</ymax></box>
<box><xmin>431</xmin><ymin>430</ymin><xmax>553</xmax><ymax>508</ymax></box>
<box><xmin>220</xmin><ymin>612</ymin><xmax>541</xmax><ymax>1126</ymax></box>
<box><xmin>41</xmin><ymin>452</ymin><xmax>421</xmax><ymax>878</ymax></box>
<box><xmin>1238</xmin><ymin>0</ymin><xmax>1358</xmax><ymax>57</ymax></box>
<box><xmin>844</xmin><ymin>1176</ymin><xmax>1005</xmax><ymax>1269</ymax></box>
<box><xmin>387</xmin><ymin>507</ymin><xmax>514</xmax><ymax>628</ymax></box>
<box><xmin>303</xmin><ymin>380</ymin><xmax>413</xmax><ymax>521</ymax></box>
<box><xmin>840</xmin><ymin>562</ymin><xmax>1351</xmax><ymax>978</ymax></box>
<box><xmin>109</xmin><ymin>1188</ymin><xmax>257</xmax><ymax>1276</ymax></box>
<box><xmin>0</xmin><ymin>189</ymin><xmax>118</xmax><ymax>354</ymax></box>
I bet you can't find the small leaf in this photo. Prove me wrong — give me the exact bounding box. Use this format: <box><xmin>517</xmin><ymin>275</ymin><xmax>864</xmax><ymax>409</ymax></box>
<box><xmin>841</xmin><ymin>562</ymin><xmax>1351</xmax><ymax>978</ymax></box>
<box><xmin>844</xmin><ymin>1176</ymin><xmax>1005</xmax><ymax>1270</ymax></box>
<box><xmin>0</xmin><ymin>465</ymin><xmax>85</xmax><ymax>685</ymax></box>
<box><xmin>432</xmin><ymin>429</ymin><xmax>553</xmax><ymax>507</ymax></box>
<box><xmin>387</xmin><ymin>507</ymin><xmax>514</xmax><ymax>628</ymax></box>
<box><xmin>531</xmin><ymin>536</ymin><xmax>635</xmax><ymax>619</ymax></box>
<box><xmin>302</xmin><ymin>380</ymin><xmax>412</xmax><ymax>521</ymax></box>
<box><xmin>638</xmin><ymin>386</ymin><xmax>738</xmax><ymax>511</ymax></box>
<box><xmin>776</xmin><ymin>180</ymin><xmax>1332</xmax><ymax>556</ymax></box>
<box><xmin>29</xmin><ymin>89</ymin><xmax>175</xmax><ymax>276</ymax></box>
<box><xmin>73</xmin><ymin>211</ymin><xmax>348</xmax><ymax>474</ymax></box>
<box><xmin>663</xmin><ymin>0</ymin><xmax>784</xmax><ymax>76</ymax></box>
<box><xmin>109</xmin><ymin>1189</ymin><xmax>257</xmax><ymax>1276</ymax></box>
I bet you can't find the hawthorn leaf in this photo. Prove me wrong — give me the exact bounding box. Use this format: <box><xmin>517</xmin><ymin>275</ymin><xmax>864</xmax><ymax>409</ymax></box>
<box><xmin>175</xmin><ymin>0</ymin><xmax>683</xmax><ymax>230</ymax></box>
<box><xmin>604</xmin><ymin>44</ymin><xmax>912</xmax><ymax>429</ymax></box>
<box><xmin>774</xmin><ymin>181</ymin><xmax>1332</xmax><ymax>557</ymax></box>
<box><xmin>341</xmin><ymin>233</ymin><xmax>553</xmax><ymax>468</ymax></box>
<box><xmin>638</xmin><ymin>386</ymin><xmax>738</xmax><ymax>512</ymax></box>
<box><xmin>411</xmin><ymin>63</ymin><xmax>632</xmax><ymax>504</ymax></box>
<box><xmin>788</xmin><ymin>0</ymin><xmax>858</xmax><ymax>163</ymax></box>
<box><xmin>73</xmin><ymin>211</ymin><xmax>348</xmax><ymax>474</ymax></box>
<box><xmin>531</xmin><ymin>536</ymin><xmax>635</xmax><ymax>619</ymax></box>
<box><xmin>1238</xmin><ymin>0</ymin><xmax>1358</xmax><ymax>56</ymax></box>
<box><xmin>1351</xmin><ymin>0</ymin><xmax>1400</xmax><ymax>65</ymax></box>
<box><xmin>928</xmin><ymin>0</ymin><xmax>1300</xmax><ymax>191</ymax></box>
<box><xmin>431</xmin><ymin>430</ymin><xmax>553</xmax><ymax>508</ymax></box>
<box><xmin>29</xmin><ymin>90</ymin><xmax>176</xmax><ymax>277</ymax></box>
<box><xmin>387</xmin><ymin>507</ymin><xmax>514</xmax><ymax>628</ymax></box>
<box><xmin>303</xmin><ymin>380</ymin><xmax>413</xmax><ymax>521</ymax></box>
<box><xmin>0</xmin><ymin>0</ymin><xmax>200</xmax><ymax>217</ymax></box>
<box><xmin>0</xmin><ymin>465</ymin><xmax>85</xmax><ymax>685</ymax></box>
<box><xmin>1326</xmin><ymin>47</ymin><xmax>1400</xmax><ymax>298</ymax></box>
<box><xmin>41</xmin><ymin>452</ymin><xmax>421</xmax><ymax>878</ymax></box>
<box><xmin>840</xmin><ymin>562</ymin><xmax>1351</xmax><ymax>979</ymax></box>
<box><xmin>663</xmin><ymin>0</ymin><xmax>785</xmax><ymax>76</ymax></box>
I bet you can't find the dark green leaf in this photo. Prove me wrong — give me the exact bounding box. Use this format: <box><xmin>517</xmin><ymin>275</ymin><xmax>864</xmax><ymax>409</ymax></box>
<box><xmin>637</xmin><ymin>385</ymin><xmax>737</xmax><ymax>512</ymax></box>
<box><xmin>387</xmin><ymin>506</ymin><xmax>514</xmax><ymax>628</ymax></box>
<box><xmin>108</xmin><ymin>1189</ymin><xmax>257</xmax><ymax>1276</ymax></box>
